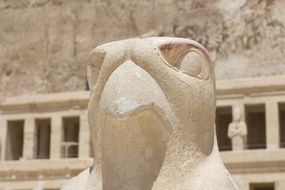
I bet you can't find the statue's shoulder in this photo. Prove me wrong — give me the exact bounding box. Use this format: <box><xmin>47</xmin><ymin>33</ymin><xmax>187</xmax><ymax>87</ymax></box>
<box><xmin>61</xmin><ymin>168</ymin><xmax>90</xmax><ymax>190</ymax></box>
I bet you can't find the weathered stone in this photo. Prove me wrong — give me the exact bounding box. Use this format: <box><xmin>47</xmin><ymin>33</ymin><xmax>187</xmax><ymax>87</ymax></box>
<box><xmin>62</xmin><ymin>37</ymin><xmax>237</xmax><ymax>190</ymax></box>
<box><xmin>0</xmin><ymin>0</ymin><xmax>284</xmax><ymax>98</ymax></box>
<box><xmin>1</xmin><ymin>75</ymin><xmax>285</xmax><ymax>189</ymax></box>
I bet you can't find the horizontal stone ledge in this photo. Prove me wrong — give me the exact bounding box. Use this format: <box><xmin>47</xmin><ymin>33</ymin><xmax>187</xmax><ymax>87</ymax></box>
<box><xmin>1</xmin><ymin>150</ymin><xmax>285</xmax><ymax>179</ymax></box>
<box><xmin>0</xmin><ymin>91</ymin><xmax>89</xmax><ymax>111</ymax></box>
<box><xmin>216</xmin><ymin>75</ymin><xmax>285</xmax><ymax>95</ymax></box>
<box><xmin>0</xmin><ymin>158</ymin><xmax>92</xmax><ymax>180</ymax></box>
<box><xmin>1</xmin><ymin>75</ymin><xmax>285</xmax><ymax>111</ymax></box>
<box><xmin>221</xmin><ymin>149</ymin><xmax>285</xmax><ymax>173</ymax></box>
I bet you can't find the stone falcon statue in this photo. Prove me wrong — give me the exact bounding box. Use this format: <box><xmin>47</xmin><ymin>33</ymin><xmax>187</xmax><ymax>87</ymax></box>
<box><xmin>61</xmin><ymin>37</ymin><xmax>238</xmax><ymax>190</ymax></box>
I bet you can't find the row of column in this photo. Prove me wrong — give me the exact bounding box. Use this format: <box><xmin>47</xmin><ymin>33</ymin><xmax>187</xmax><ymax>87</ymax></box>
<box><xmin>0</xmin><ymin>100</ymin><xmax>282</xmax><ymax>159</ymax></box>
<box><xmin>0</xmin><ymin>110</ymin><xmax>90</xmax><ymax>161</ymax></box>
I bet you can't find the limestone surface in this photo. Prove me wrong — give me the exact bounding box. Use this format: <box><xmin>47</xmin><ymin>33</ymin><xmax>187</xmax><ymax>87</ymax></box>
<box><xmin>0</xmin><ymin>0</ymin><xmax>284</xmax><ymax>98</ymax></box>
<box><xmin>62</xmin><ymin>37</ymin><xmax>238</xmax><ymax>190</ymax></box>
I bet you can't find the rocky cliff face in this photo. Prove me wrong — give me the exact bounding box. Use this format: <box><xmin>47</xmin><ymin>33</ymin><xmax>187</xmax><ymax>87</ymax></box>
<box><xmin>0</xmin><ymin>0</ymin><xmax>284</xmax><ymax>98</ymax></box>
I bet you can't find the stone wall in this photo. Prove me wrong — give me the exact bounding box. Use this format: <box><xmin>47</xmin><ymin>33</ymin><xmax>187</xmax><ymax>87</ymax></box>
<box><xmin>0</xmin><ymin>0</ymin><xmax>284</xmax><ymax>98</ymax></box>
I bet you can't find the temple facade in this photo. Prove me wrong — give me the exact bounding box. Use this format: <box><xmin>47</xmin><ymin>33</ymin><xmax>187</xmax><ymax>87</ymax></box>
<box><xmin>0</xmin><ymin>75</ymin><xmax>285</xmax><ymax>190</ymax></box>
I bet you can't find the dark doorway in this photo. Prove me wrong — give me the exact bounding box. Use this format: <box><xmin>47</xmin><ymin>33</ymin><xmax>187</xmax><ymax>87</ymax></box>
<box><xmin>250</xmin><ymin>182</ymin><xmax>274</xmax><ymax>190</ymax></box>
<box><xmin>36</xmin><ymin>119</ymin><xmax>51</xmax><ymax>159</ymax></box>
<box><xmin>5</xmin><ymin>120</ymin><xmax>24</xmax><ymax>160</ymax></box>
<box><xmin>216</xmin><ymin>106</ymin><xmax>232</xmax><ymax>151</ymax></box>
<box><xmin>62</xmin><ymin>117</ymin><xmax>80</xmax><ymax>158</ymax></box>
<box><xmin>279</xmin><ymin>103</ymin><xmax>285</xmax><ymax>148</ymax></box>
<box><xmin>246</xmin><ymin>104</ymin><xmax>266</xmax><ymax>149</ymax></box>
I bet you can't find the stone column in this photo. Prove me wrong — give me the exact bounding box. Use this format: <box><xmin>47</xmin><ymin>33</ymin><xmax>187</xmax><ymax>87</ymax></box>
<box><xmin>50</xmin><ymin>115</ymin><xmax>62</xmax><ymax>159</ymax></box>
<box><xmin>228</xmin><ymin>104</ymin><xmax>247</xmax><ymax>151</ymax></box>
<box><xmin>23</xmin><ymin>116</ymin><xmax>36</xmax><ymax>160</ymax></box>
<box><xmin>266</xmin><ymin>101</ymin><xmax>280</xmax><ymax>150</ymax></box>
<box><xmin>277</xmin><ymin>181</ymin><xmax>285</xmax><ymax>190</ymax></box>
<box><xmin>79</xmin><ymin>110</ymin><xmax>90</xmax><ymax>158</ymax></box>
<box><xmin>0</xmin><ymin>117</ymin><xmax>7</xmax><ymax>161</ymax></box>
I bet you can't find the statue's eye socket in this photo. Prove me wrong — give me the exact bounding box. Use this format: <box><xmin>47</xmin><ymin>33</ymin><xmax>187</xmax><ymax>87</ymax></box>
<box><xmin>88</xmin><ymin>48</ymin><xmax>107</xmax><ymax>89</ymax></box>
<box><xmin>178</xmin><ymin>51</ymin><xmax>203</xmax><ymax>77</ymax></box>
<box><xmin>157</xmin><ymin>44</ymin><xmax>208</xmax><ymax>78</ymax></box>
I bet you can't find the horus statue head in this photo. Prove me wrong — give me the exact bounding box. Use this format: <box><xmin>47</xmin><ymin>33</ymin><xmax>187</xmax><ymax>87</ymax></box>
<box><xmin>62</xmin><ymin>37</ymin><xmax>237</xmax><ymax>190</ymax></box>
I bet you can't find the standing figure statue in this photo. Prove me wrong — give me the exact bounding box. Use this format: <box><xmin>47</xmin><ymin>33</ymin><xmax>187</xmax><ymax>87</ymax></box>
<box><xmin>228</xmin><ymin>106</ymin><xmax>248</xmax><ymax>151</ymax></box>
<box><xmin>62</xmin><ymin>37</ymin><xmax>238</xmax><ymax>190</ymax></box>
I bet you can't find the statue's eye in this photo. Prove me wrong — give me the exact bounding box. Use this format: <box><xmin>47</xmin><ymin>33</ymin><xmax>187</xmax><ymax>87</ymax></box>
<box><xmin>157</xmin><ymin>43</ymin><xmax>208</xmax><ymax>78</ymax></box>
<box><xmin>178</xmin><ymin>51</ymin><xmax>203</xmax><ymax>77</ymax></box>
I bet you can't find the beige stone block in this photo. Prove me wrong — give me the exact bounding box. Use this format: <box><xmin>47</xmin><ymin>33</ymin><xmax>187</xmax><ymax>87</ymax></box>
<box><xmin>266</xmin><ymin>101</ymin><xmax>280</xmax><ymax>150</ymax></box>
<box><xmin>23</xmin><ymin>116</ymin><xmax>36</xmax><ymax>160</ymax></box>
<box><xmin>50</xmin><ymin>115</ymin><xmax>62</xmax><ymax>159</ymax></box>
<box><xmin>0</xmin><ymin>117</ymin><xmax>7</xmax><ymax>161</ymax></box>
<box><xmin>79</xmin><ymin>110</ymin><xmax>90</xmax><ymax>158</ymax></box>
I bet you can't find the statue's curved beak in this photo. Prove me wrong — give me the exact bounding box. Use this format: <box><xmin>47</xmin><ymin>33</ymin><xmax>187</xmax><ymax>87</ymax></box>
<box><xmin>100</xmin><ymin>60</ymin><xmax>171</xmax><ymax>119</ymax></box>
<box><xmin>98</xmin><ymin>60</ymin><xmax>171</xmax><ymax>190</ymax></box>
